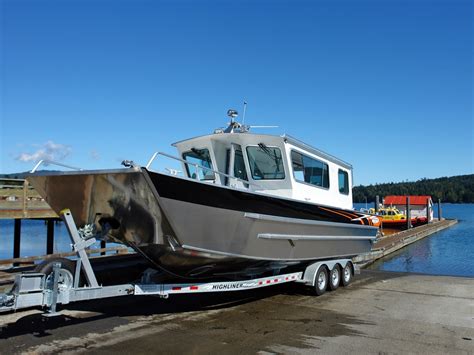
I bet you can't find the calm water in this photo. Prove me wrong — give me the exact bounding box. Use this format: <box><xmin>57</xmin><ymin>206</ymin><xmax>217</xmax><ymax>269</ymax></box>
<box><xmin>0</xmin><ymin>219</ymin><xmax>119</xmax><ymax>260</ymax></box>
<box><xmin>1</xmin><ymin>204</ymin><xmax>473</xmax><ymax>277</ymax></box>
<box><xmin>355</xmin><ymin>203</ymin><xmax>474</xmax><ymax>277</ymax></box>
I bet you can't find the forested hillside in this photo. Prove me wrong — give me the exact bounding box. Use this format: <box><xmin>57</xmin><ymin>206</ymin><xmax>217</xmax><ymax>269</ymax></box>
<box><xmin>353</xmin><ymin>174</ymin><xmax>474</xmax><ymax>203</ymax></box>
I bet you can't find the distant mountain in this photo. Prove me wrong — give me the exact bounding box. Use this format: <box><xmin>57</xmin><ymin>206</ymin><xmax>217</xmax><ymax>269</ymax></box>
<box><xmin>0</xmin><ymin>170</ymin><xmax>63</xmax><ymax>180</ymax></box>
<box><xmin>0</xmin><ymin>171</ymin><xmax>31</xmax><ymax>179</ymax></box>
<box><xmin>353</xmin><ymin>174</ymin><xmax>474</xmax><ymax>203</ymax></box>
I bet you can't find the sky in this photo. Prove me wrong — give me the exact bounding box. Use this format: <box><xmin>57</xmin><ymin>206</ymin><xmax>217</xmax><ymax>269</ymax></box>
<box><xmin>1</xmin><ymin>0</ymin><xmax>472</xmax><ymax>185</ymax></box>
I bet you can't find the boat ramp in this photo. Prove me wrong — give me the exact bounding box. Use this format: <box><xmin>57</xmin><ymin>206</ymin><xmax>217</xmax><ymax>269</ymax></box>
<box><xmin>0</xmin><ymin>269</ymin><xmax>471</xmax><ymax>353</ymax></box>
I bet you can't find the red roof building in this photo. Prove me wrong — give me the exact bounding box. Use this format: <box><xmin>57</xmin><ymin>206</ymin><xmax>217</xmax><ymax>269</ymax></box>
<box><xmin>383</xmin><ymin>195</ymin><xmax>433</xmax><ymax>222</ymax></box>
<box><xmin>384</xmin><ymin>195</ymin><xmax>432</xmax><ymax>206</ymax></box>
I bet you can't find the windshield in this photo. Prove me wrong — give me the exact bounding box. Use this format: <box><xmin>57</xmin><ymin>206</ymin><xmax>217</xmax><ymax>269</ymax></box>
<box><xmin>246</xmin><ymin>145</ymin><xmax>285</xmax><ymax>180</ymax></box>
<box><xmin>182</xmin><ymin>148</ymin><xmax>215</xmax><ymax>180</ymax></box>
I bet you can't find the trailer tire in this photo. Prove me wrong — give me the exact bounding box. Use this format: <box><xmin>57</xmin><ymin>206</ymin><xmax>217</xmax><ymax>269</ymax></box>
<box><xmin>313</xmin><ymin>266</ymin><xmax>328</xmax><ymax>296</ymax></box>
<box><xmin>35</xmin><ymin>258</ymin><xmax>75</xmax><ymax>290</ymax></box>
<box><xmin>328</xmin><ymin>265</ymin><xmax>341</xmax><ymax>291</ymax></box>
<box><xmin>341</xmin><ymin>262</ymin><xmax>353</xmax><ymax>287</ymax></box>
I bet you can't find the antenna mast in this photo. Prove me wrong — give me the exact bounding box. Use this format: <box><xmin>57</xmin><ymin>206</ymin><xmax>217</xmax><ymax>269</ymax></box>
<box><xmin>242</xmin><ymin>101</ymin><xmax>247</xmax><ymax>125</ymax></box>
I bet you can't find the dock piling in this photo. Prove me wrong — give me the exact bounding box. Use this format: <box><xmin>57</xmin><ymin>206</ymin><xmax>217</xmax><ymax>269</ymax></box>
<box><xmin>375</xmin><ymin>195</ymin><xmax>380</xmax><ymax>213</ymax></box>
<box><xmin>46</xmin><ymin>219</ymin><xmax>55</xmax><ymax>254</ymax></box>
<box><xmin>426</xmin><ymin>200</ymin><xmax>430</xmax><ymax>223</ymax></box>
<box><xmin>438</xmin><ymin>199</ymin><xmax>442</xmax><ymax>220</ymax></box>
<box><xmin>22</xmin><ymin>180</ymin><xmax>28</xmax><ymax>217</ymax></box>
<box><xmin>13</xmin><ymin>219</ymin><xmax>21</xmax><ymax>266</ymax></box>
<box><xmin>406</xmin><ymin>196</ymin><xmax>412</xmax><ymax>229</ymax></box>
<box><xmin>101</xmin><ymin>240</ymin><xmax>106</xmax><ymax>256</ymax></box>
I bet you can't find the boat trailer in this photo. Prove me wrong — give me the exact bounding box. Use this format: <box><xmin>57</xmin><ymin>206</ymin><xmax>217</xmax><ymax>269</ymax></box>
<box><xmin>0</xmin><ymin>210</ymin><xmax>358</xmax><ymax>316</ymax></box>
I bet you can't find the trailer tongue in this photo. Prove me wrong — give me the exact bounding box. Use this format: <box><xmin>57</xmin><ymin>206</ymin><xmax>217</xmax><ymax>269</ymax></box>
<box><xmin>0</xmin><ymin>209</ymin><xmax>357</xmax><ymax>316</ymax></box>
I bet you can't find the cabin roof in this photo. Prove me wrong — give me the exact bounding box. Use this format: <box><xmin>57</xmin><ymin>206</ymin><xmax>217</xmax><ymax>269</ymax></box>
<box><xmin>171</xmin><ymin>132</ymin><xmax>280</xmax><ymax>146</ymax></box>
<box><xmin>384</xmin><ymin>195</ymin><xmax>432</xmax><ymax>205</ymax></box>
<box><xmin>172</xmin><ymin>131</ymin><xmax>353</xmax><ymax>171</ymax></box>
<box><xmin>282</xmin><ymin>134</ymin><xmax>352</xmax><ymax>170</ymax></box>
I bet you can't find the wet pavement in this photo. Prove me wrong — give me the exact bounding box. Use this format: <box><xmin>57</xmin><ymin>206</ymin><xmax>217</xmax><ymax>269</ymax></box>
<box><xmin>0</xmin><ymin>270</ymin><xmax>472</xmax><ymax>354</ymax></box>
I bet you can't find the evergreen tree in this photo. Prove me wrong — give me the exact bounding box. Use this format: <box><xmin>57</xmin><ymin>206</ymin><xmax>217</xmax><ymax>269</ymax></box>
<box><xmin>352</xmin><ymin>174</ymin><xmax>474</xmax><ymax>203</ymax></box>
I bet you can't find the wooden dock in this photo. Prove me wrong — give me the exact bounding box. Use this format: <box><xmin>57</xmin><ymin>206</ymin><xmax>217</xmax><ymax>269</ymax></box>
<box><xmin>0</xmin><ymin>178</ymin><xmax>57</xmax><ymax>219</ymax></box>
<box><xmin>353</xmin><ymin>219</ymin><xmax>458</xmax><ymax>266</ymax></box>
<box><xmin>0</xmin><ymin>178</ymin><xmax>109</xmax><ymax>263</ymax></box>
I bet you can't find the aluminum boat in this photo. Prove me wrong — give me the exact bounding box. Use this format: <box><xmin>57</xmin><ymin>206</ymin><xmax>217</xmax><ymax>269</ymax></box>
<box><xmin>27</xmin><ymin>113</ymin><xmax>380</xmax><ymax>279</ymax></box>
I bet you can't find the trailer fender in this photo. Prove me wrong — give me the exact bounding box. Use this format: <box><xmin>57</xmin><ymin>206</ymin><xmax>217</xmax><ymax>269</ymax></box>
<box><xmin>299</xmin><ymin>259</ymin><xmax>353</xmax><ymax>287</ymax></box>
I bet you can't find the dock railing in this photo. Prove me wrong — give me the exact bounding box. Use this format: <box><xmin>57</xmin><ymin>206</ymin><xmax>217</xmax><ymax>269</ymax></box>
<box><xmin>0</xmin><ymin>178</ymin><xmax>57</xmax><ymax>219</ymax></box>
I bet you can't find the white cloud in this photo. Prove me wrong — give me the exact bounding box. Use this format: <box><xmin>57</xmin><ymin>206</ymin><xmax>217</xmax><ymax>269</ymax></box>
<box><xmin>16</xmin><ymin>140</ymin><xmax>72</xmax><ymax>163</ymax></box>
<box><xmin>90</xmin><ymin>150</ymin><xmax>100</xmax><ymax>160</ymax></box>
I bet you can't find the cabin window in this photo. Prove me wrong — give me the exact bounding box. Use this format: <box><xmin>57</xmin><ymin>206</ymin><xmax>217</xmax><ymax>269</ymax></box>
<box><xmin>338</xmin><ymin>169</ymin><xmax>349</xmax><ymax>195</ymax></box>
<box><xmin>291</xmin><ymin>151</ymin><xmax>329</xmax><ymax>188</ymax></box>
<box><xmin>234</xmin><ymin>149</ymin><xmax>248</xmax><ymax>181</ymax></box>
<box><xmin>246</xmin><ymin>145</ymin><xmax>285</xmax><ymax>180</ymax></box>
<box><xmin>182</xmin><ymin>148</ymin><xmax>215</xmax><ymax>181</ymax></box>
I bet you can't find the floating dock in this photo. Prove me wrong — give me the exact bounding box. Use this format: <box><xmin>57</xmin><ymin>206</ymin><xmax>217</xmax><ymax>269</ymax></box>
<box><xmin>354</xmin><ymin>219</ymin><xmax>458</xmax><ymax>266</ymax></box>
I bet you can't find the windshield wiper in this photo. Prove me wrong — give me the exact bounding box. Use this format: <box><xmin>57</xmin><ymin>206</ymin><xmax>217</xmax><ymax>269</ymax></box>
<box><xmin>258</xmin><ymin>143</ymin><xmax>282</xmax><ymax>174</ymax></box>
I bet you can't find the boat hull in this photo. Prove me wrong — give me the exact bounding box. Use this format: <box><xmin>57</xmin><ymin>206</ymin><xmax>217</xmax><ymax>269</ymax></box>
<box><xmin>28</xmin><ymin>168</ymin><xmax>378</xmax><ymax>279</ymax></box>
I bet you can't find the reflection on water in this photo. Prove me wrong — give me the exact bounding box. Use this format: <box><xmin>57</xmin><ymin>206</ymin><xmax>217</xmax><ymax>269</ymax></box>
<box><xmin>354</xmin><ymin>203</ymin><xmax>474</xmax><ymax>277</ymax></box>
<box><xmin>0</xmin><ymin>220</ymin><xmax>73</xmax><ymax>259</ymax></box>
<box><xmin>0</xmin><ymin>219</ymin><xmax>120</xmax><ymax>260</ymax></box>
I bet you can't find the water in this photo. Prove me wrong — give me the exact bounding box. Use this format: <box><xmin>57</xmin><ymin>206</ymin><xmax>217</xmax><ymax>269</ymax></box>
<box><xmin>0</xmin><ymin>219</ymin><xmax>120</xmax><ymax>261</ymax></box>
<box><xmin>354</xmin><ymin>203</ymin><xmax>474</xmax><ymax>277</ymax></box>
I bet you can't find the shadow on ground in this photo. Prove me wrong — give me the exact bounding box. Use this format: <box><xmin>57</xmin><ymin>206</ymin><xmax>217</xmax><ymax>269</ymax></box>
<box><xmin>0</xmin><ymin>270</ymin><xmax>406</xmax><ymax>353</ymax></box>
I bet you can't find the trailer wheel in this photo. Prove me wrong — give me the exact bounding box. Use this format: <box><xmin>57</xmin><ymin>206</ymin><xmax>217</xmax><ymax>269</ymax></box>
<box><xmin>328</xmin><ymin>265</ymin><xmax>341</xmax><ymax>291</ymax></box>
<box><xmin>341</xmin><ymin>262</ymin><xmax>353</xmax><ymax>287</ymax></box>
<box><xmin>35</xmin><ymin>258</ymin><xmax>75</xmax><ymax>290</ymax></box>
<box><xmin>313</xmin><ymin>266</ymin><xmax>328</xmax><ymax>296</ymax></box>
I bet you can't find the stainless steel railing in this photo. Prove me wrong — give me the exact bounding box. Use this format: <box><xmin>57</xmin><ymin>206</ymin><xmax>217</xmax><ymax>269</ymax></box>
<box><xmin>30</xmin><ymin>160</ymin><xmax>83</xmax><ymax>173</ymax></box>
<box><xmin>28</xmin><ymin>153</ymin><xmax>260</xmax><ymax>189</ymax></box>
<box><xmin>145</xmin><ymin>151</ymin><xmax>260</xmax><ymax>188</ymax></box>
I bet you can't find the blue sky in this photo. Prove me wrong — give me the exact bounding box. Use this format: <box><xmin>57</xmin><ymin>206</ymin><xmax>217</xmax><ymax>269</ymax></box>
<box><xmin>1</xmin><ymin>0</ymin><xmax>472</xmax><ymax>185</ymax></box>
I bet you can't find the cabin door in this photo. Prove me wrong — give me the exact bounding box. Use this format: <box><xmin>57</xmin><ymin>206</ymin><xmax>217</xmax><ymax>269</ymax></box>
<box><xmin>227</xmin><ymin>144</ymin><xmax>249</xmax><ymax>189</ymax></box>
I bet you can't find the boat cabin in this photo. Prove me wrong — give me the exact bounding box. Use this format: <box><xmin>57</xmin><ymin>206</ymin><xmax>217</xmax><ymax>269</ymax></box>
<box><xmin>172</xmin><ymin>122</ymin><xmax>354</xmax><ymax>210</ymax></box>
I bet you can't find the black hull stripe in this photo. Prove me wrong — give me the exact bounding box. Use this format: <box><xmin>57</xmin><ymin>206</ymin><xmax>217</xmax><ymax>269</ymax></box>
<box><xmin>146</xmin><ymin>170</ymin><xmax>369</xmax><ymax>226</ymax></box>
